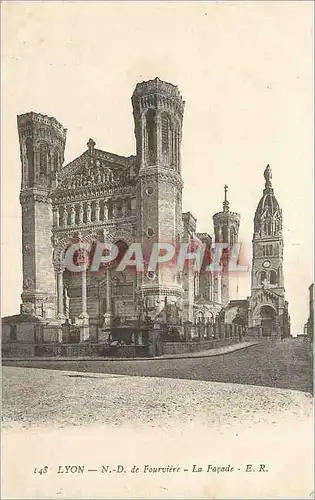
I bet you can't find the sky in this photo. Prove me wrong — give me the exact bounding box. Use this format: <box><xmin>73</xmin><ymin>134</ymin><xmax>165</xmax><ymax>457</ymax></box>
<box><xmin>1</xmin><ymin>1</ymin><xmax>313</xmax><ymax>335</ymax></box>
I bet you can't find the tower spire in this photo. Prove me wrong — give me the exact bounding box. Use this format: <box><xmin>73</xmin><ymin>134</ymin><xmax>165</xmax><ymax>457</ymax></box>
<box><xmin>263</xmin><ymin>164</ymin><xmax>273</xmax><ymax>194</ymax></box>
<box><xmin>223</xmin><ymin>184</ymin><xmax>229</xmax><ymax>212</ymax></box>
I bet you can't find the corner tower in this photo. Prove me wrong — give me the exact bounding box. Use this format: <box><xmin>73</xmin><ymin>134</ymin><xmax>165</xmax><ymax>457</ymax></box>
<box><xmin>248</xmin><ymin>165</ymin><xmax>290</xmax><ymax>338</ymax></box>
<box><xmin>132</xmin><ymin>78</ymin><xmax>185</xmax><ymax>319</ymax></box>
<box><xmin>212</xmin><ymin>186</ymin><xmax>240</xmax><ymax>306</ymax></box>
<box><xmin>18</xmin><ymin>112</ymin><xmax>67</xmax><ymax>318</ymax></box>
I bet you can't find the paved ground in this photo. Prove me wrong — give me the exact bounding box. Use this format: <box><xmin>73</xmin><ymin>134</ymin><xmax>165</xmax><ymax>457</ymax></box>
<box><xmin>4</xmin><ymin>339</ymin><xmax>313</xmax><ymax>393</ymax></box>
<box><xmin>2</xmin><ymin>342</ymin><xmax>313</xmax><ymax>499</ymax></box>
<box><xmin>2</xmin><ymin>365</ymin><xmax>312</xmax><ymax>430</ymax></box>
<box><xmin>2</xmin><ymin>365</ymin><xmax>313</xmax><ymax>499</ymax></box>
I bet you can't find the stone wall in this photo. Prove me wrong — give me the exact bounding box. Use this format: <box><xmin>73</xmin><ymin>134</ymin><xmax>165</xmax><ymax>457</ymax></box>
<box><xmin>2</xmin><ymin>342</ymin><xmax>150</xmax><ymax>358</ymax></box>
<box><xmin>2</xmin><ymin>323</ymin><xmax>36</xmax><ymax>343</ymax></box>
<box><xmin>163</xmin><ymin>337</ymin><xmax>238</xmax><ymax>355</ymax></box>
<box><xmin>2</xmin><ymin>343</ymin><xmax>35</xmax><ymax>357</ymax></box>
<box><xmin>2</xmin><ymin>333</ymin><xmax>240</xmax><ymax>358</ymax></box>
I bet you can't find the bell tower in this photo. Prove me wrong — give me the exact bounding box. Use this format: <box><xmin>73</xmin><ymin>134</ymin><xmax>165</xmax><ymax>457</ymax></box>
<box><xmin>251</xmin><ymin>165</ymin><xmax>284</xmax><ymax>294</ymax></box>
<box><xmin>248</xmin><ymin>165</ymin><xmax>290</xmax><ymax>338</ymax></box>
<box><xmin>132</xmin><ymin>78</ymin><xmax>185</xmax><ymax>319</ymax></box>
<box><xmin>17</xmin><ymin>112</ymin><xmax>67</xmax><ymax>318</ymax></box>
<box><xmin>213</xmin><ymin>186</ymin><xmax>240</xmax><ymax>306</ymax></box>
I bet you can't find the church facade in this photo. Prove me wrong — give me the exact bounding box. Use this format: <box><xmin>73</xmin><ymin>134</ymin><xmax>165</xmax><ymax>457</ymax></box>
<box><xmin>2</xmin><ymin>77</ymin><xmax>290</xmax><ymax>349</ymax></box>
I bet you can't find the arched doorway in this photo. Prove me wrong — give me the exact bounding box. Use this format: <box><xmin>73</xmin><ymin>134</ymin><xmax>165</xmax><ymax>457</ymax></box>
<box><xmin>258</xmin><ymin>305</ymin><xmax>277</xmax><ymax>337</ymax></box>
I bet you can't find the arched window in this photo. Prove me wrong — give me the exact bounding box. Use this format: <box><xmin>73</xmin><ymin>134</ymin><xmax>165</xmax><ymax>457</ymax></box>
<box><xmin>161</xmin><ymin>113</ymin><xmax>170</xmax><ymax>155</ymax></box>
<box><xmin>145</xmin><ymin>109</ymin><xmax>156</xmax><ymax>165</ymax></box>
<box><xmin>230</xmin><ymin>227</ymin><xmax>236</xmax><ymax>245</ymax></box>
<box><xmin>26</xmin><ymin>138</ymin><xmax>34</xmax><ymax>187</ymax></box>
<box><xmin>53</xmin><ymin>150</ymin><xmax>60</xmax><ymax>173</ymax></box>
<box><xmin>260</xmin><ymin>271</ymin><xmax>267</xmax><ymax>285</ymax></box>
<box><xmin>222</xmin><ymin>225</ymin><xmax>228</xmax><ymax>242</ymax></box>
<box><xmin>39</xmin><ymin>143</ymin><xmax>49</xmax><ymax>175</ymax></box>
<box><xmin>270</xmin><ymin>270</ymin><xmax>277</xmax><ymax>285</ymax></box>
<box><xmin>264</xmin><ymin>245</ymin><xmax>272</xmax><ymax>256</ymax></box>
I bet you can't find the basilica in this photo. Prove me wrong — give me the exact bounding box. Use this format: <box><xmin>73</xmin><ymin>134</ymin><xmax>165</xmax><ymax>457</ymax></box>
<box><xmin>2</xmin><ymin>77</ymin><xmax>290</xmax><ymax>353</ymax></box>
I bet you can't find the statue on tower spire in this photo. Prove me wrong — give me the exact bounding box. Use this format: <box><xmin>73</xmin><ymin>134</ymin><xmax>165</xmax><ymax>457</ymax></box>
<box><xmin>264</xmin><ymin>164</ymin><xmax>272</xmax><ymax>187</ymax></box>
<box><xmin>223</xmin><ymin>184</ymin><xmax>229</xmax><ymax>212</ymax></box>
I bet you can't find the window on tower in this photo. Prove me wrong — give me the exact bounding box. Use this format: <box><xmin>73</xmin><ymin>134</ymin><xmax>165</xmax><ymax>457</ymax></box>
<box><xmin>53</xmin><ymin>149</ymin><xmax>60</xmax><ymax>173</ymax></box>
<box><xmin>39</xmin><ymin>142</ymin><xmax>49</xmax><ymax>175</ymax></box>
<box><xmin>222</xmin><ymin>226</ymin><xmax>228</xmax><ymax>242</ymax></box>
<box><xmin>26</xmin><ymin>138</ymin><xmax>34</xmax><ymax>187</ymax></box>
<box><xmin>270</xmin><ymin>270</ymin><xmax>277</xmax><ymax>285</ymax></box>
<box><xmin>145</xmin><ymin>109</ymin><xmax>156</xmax><ymax>165</ymax></box>
<box><xmin>230</xmin><ymin>227</ymin><xmax>236</xmax><ymax>245</ymax></box>
<box><xmin>263</xmin><ymin>244</ymin><xmax>273</xmax><ymax>256</ymax></box>
<box><xmin>260</xmin><ymin>271</ymin><xmax>267</xmax><ymax>285</ymax></box>
<box><xmin>161</xmin><ymin>113</ymin><xmax>170</xmax><ymax>155</ymax></box>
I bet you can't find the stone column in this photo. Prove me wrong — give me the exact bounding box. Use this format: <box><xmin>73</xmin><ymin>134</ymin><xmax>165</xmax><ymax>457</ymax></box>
<box><xmin>79</xmin><ymin>202</ymin><xmax>84</xmax><ymax>225</ymax></box>
<box><xmin>82</xmin><ymin>268</ymin><xmax>87</xmax><ymax>316</ymax></box>
<box><xmin>56</xmin><ymin>207</ymin><xmax>60</xmax><ymax>227</ymax></box>
<box><xmin>103</xmin><ymin>201</ymin><xmax>108</xmax><ymax>220</ymax></box>
<box><xmin>217</xmin><ymin>273</ymin><xmax>222</xmax><ymax>303</ymax></box>
<box><xmin>62</xmin><ymin>205</ymin><xmax>68</xmax><ymax>227</ymax></box>
<box><xmin>209</xmin><ymin>321</ymin><xmax>213</xmax><ymax>339</ymax></box>
<box><xmin>122</xmin><ymin>199</ymin><xmax>126</xmax><ymax>217</ymax></box>
<box><xmin>86</xmin><ymin>201</ymin><xmax>91</xmax><ymax>223</ymax></box>
<box><xmin>57</xmin><ymin>268</ymin><xmax>65</xmax><ymax>321</ymax></box>
<box><xmin>131</xmin><ymin>198</ymin><xmax>136</xmax><ymax>215</ymax></box>
<box><xmin>206</xmin><ymin>319</ymin><xmax>210</xmax><ymax>339</ymax></box>
<box><xmin>70</xmin><ymin>204</ymin><xmax>75</xmax><ymax>226</ymax></box>
<box><xmin>213</xmin><ymin>273</ymin><xmax>218</xmax><ymax>303</ymax></box>
<box><xmin>103</xmin><ymin>266</ymin><xmax>112</xmax><ymax>327</ymax></box>
<box><xmin>214</xmin><ymin>315</ymin><xmax>220</xmax><ymax>339</ymax></box>
<box><xmin>56</xmin><ymin>267</ymin><xmax>65</xmax><ymax>343</ymax></box>
<box><xmin>79</xmin><ymin>267</ymin><xmax>89</xmax><ymax>342</ymax></box>
<box><xmin>95</xmin><ymin>200</ymin><xmax>100</xmax><ymax>222</ymax></box>
<box><xmin>225</xmin><ymin>324</ymin><xmax>228</xmax><ymax>338</ymax></box>
<box><xmin>53</xmin><ymin>207</ymin><xmax>59</xmax><ymax>227</ymax></box>
<box><xmin>112</xmin><ymin>201</ymin><xmax>117</xmax><ymax>218</ymax></box>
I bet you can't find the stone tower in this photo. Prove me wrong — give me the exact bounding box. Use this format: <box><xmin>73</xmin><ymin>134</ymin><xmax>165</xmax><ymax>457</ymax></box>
<box><xmin>17</xmin><ymin>112</ymin><xmax>67</xmax><ymax>318</ymax></box>
<box><xmin>248</xmin><ymin>165</ymin><xmax>290</xmax><ymax>338</ymax></box>
<box><xmin>213</xmin><ymin>186</ymin><xmax>240</xmax><ymax>305</ymax></box>
<box><xmin>132</xmin><ymin>77</ymin><xmax>185</xmax><ymax>319</ymax></box>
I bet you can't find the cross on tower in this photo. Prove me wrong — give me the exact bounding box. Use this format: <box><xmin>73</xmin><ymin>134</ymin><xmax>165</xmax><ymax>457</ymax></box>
<box><xmin>223</xmin><ymin>184</ymin><xmax>229</xmax><ymax>212</ymax></box>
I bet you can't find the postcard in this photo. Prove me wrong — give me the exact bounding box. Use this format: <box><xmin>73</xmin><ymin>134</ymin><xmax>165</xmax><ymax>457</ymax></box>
<box><xmin>1</xmin><ymin>2</ymin><xmax>313</xmax><ymax>498</ymax></box>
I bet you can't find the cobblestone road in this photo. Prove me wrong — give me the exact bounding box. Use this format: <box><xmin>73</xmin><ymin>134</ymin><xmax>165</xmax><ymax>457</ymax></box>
<box><xmin>4</xmin><ymin>339</ymin><xmax>313</xmax><ymax>393</ymax></box>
